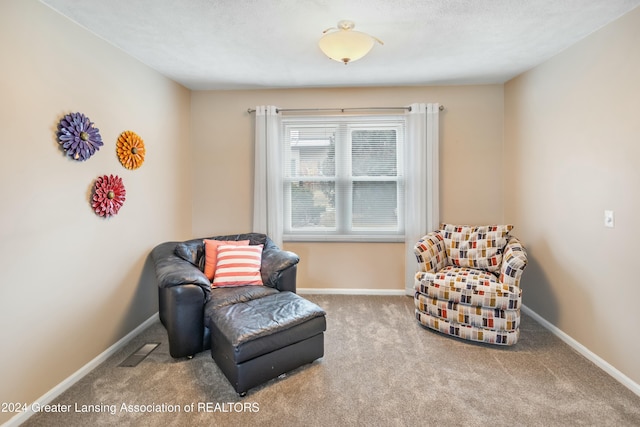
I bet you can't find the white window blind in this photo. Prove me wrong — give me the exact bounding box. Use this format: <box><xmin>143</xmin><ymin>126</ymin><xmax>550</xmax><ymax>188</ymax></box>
<box><xmin>282</xmin><ymin>115</ymin><xmax>405</xmax><ymax>241</ymax></box>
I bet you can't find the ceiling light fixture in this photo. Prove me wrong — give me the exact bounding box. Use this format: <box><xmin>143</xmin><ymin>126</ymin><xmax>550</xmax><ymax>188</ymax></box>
<box><xmin>318</xmin><ymin>20</ymin><xmax>383</xmax><ymax>65</ymax></box>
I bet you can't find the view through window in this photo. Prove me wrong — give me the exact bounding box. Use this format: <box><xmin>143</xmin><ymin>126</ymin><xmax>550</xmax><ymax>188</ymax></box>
<box><xmin>282</xmin><ymin>115</ymin><xmax>405</xmax><ymax>241</ymax></box>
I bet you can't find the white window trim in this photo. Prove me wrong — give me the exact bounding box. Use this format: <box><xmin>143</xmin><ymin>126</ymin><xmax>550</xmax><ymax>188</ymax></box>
<box><xmin>281</xmin><ymin>116</ymin><xmax>406</xmax><ymax>242</ymax></box>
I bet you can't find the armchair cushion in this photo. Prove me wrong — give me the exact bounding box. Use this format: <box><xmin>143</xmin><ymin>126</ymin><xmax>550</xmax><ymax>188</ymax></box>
<box><xmin>440</xmin><ymin>224</ymin><xmax>513</xmax><ymax>273</ymax></box>
<box><xmin>205</xmin><ymin>285</ymin><xmax>279</xmax><ymax>312</ymax></box>
<box><xmin>416</xmin><ymin>266</ymin><xmax>522</xmax><ymax>310</ymax></box>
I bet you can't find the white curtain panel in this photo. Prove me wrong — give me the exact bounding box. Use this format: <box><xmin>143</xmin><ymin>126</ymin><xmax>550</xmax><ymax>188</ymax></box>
<box><xmin>404</xmin><ymin>103</ymin><xmax>440</xmax><ymax>295</ymax></box>
<box><xmin>252</xmin><ymin>106</ymin><xmax>283</xmax><ymax>247</ymax></box>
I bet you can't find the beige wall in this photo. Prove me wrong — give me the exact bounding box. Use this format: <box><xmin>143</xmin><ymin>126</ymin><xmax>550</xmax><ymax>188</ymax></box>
<box><xmin>504</xmin><ymin>7</ymin><xmax>640</xmax><ymax>385</ymax></box>
<box><xmin>191</xmin><ymin>85</ymin><xmax>505</xmax><ymax>291</ymax></box>
<box><xmin>0</xmin><ymin>1</ymin><xmax>192</xmax><ymax>423</ymax></box>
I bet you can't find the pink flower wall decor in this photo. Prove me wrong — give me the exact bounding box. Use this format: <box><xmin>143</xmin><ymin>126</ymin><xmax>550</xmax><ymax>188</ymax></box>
<box><xmin>92</xmin><ymin>175</ymin><xmax>126</xmax><ymax>217</ymax></box>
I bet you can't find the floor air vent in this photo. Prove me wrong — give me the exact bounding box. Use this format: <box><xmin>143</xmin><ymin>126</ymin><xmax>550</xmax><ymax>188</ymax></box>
<box><xmin>118</xmin><ymin>343</ymin><xmax>160</xmax><ymax>367</ymax></box>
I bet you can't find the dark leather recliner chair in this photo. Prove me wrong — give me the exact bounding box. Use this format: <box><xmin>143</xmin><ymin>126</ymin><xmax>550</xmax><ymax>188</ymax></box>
<box><xmin>151</xmin><ymin>233</ymin><xmax>301</xmax><ymax>359</ymax></box>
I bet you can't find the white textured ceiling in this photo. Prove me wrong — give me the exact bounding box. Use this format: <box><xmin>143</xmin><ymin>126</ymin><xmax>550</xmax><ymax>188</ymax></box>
<box><xmin>40</xmin><ymin>0</ymin><xmax>640</xmax><ymax>90</ymax></box>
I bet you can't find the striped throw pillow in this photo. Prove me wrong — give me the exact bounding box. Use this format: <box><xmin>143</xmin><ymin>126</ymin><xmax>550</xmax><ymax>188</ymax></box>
<box><xmin>203</xmin><ymin>239</ymin><xmax>250</xmax><ymax>281</ymax></box>
<box><xmin>212</xmin><ymin>244</ymin><xmax>263</xmax><ymax>287</ymax></box>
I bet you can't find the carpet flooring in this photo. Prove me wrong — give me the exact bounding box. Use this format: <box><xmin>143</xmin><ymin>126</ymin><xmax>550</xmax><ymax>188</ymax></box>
<box><xmin>21</xmin><ymin>294</ymin><xmax>640</xmax><ymax>426</ymax></box>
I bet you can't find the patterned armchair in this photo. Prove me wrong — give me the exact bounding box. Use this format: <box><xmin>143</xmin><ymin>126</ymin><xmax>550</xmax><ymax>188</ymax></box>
<box><xmin>414</xmin><ymin>224</ymin><xmax>527</xmax><ymax>345</ymax></box>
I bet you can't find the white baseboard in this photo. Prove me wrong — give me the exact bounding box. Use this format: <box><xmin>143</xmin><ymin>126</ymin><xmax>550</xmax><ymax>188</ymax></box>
<box><xmin>4</xmin><ymin>313</ymin><xmax>159</xmax><ymax>427</ymax></box>
<box><xmin>298</xmin><ymin>288</ymin><xmax>406</xmax><ymax>296</ymax></box>
<box><xmin>522</xmin><ymin>305</ymin><xmax>640</xmax><ymax>397</ymax></box>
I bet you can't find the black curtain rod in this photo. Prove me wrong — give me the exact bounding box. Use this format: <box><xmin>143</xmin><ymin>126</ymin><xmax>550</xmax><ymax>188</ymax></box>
<box><xmin>246</xmin><ymin>105</ymin><xmax>444</xmax><ymax>114</ymax></box>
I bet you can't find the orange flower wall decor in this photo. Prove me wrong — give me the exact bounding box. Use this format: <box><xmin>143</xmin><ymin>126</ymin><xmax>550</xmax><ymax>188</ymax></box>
<box><xmin>116</xmin><ymin>130</ymin><xmax>145</xmax><ymax>169</ymax></box>
<box><xmin>92</xmin><ymin>174</ymin><xmax>126</xmax><ymax>217</ymax></box>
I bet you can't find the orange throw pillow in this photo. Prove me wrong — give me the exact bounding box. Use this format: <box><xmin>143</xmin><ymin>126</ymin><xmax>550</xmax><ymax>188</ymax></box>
<box><xmin>203</xmin><ymin>239</ymin><xmax>250</xmax><ymax>281</ymax></box>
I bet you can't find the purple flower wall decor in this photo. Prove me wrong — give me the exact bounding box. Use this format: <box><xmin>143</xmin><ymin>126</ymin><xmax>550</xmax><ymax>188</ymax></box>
<box><xmin>91</xmin><ymin>175</ymin><xmax>126</xmax><ymax>217</ymax></box>
<box><xmin>57</xmin><ymin>112</ymin><xmax>103</xmax><ymax>161</ymax></box>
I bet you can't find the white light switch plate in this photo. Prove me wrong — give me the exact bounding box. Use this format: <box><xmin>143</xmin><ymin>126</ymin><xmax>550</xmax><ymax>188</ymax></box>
<box><xmin>604</xmin><ymin>210</ymin><xmax>614</xmax><ymax>228</ymax></box>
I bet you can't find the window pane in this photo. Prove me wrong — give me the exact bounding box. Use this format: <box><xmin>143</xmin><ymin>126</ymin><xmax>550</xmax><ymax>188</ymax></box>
<box><xmin>352</xmin><ymin>129</ymin><xmax>397</xmax><ymax>176</ymax></box>
<box><xmin>352</xmin><ymin>181</ymin><xmax>398</xmax><ymax>228</ymax></box>
<box><xmin>290</xmin><ymin>181</ymin><xmax>335</xmax><ymax>229</ymax></box>
<box><xmin>287</xmin><ymin>127</ymin><xmax>335</xmax><ymax>177</ymax></box>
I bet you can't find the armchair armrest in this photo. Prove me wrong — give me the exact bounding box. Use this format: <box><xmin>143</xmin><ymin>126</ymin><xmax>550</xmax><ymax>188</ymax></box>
<box><xmin>158</xmin><ymin>285</ymin><xmax>208</xmax><ymax>358</ymax></box>
<box><xmin>414</xmin><ymin>231</ymin><xmax>448</xmax><ymax>273</ymax></box>
<box><xmin>499</xmin><ymin>236</ymin><xmax>528</xmax><ymax>287</ymax></box>
<box><xmin>261</xmin><ymin>247</ymin><xmax>300</xmax><ymax>292</ymax></box>
<box><xmin>151</xmin><ymin>242</ymin><xmax>211</xmax><ymax>298</ymax></box>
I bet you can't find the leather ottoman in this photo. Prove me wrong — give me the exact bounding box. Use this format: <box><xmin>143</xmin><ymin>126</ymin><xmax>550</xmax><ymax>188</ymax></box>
<box><xmin>208</xmin><ymin>291</ymin><xmax>326</xmax><ymax>395</ymax></box>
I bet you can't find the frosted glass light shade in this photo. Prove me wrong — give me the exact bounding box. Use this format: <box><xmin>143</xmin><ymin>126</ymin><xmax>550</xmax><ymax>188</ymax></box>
<box><xmin>318</xmin><ymin>21</ymin><xmax>377</xmax><ymax>64</ymax></box>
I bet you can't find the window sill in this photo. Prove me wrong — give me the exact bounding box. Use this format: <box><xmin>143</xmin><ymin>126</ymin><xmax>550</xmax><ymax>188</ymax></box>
<box><xmin>283</xmin><ymin>234</ymin><xmax>405</xmax><ymax>243</ymax></box>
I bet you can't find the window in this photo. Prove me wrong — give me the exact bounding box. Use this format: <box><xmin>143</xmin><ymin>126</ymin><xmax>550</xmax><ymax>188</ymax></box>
<box><xmin>254</xmin><ymin>102</ymin><xmax>439</xmax><ymax>293</ymax></box>
<box><xmin>281</xmin><ymin>115</ymin><xmax>405</xmax><ymax>241</ymax></box>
